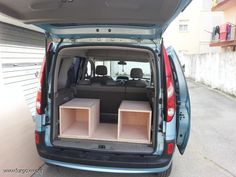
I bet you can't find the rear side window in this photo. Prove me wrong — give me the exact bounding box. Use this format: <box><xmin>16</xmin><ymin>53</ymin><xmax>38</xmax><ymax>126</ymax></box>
<box><xmin>66</xmin><ymin>57</ymin><xmax>81</xmax><ymax>87</ymax></box>
<box><xmin>58</xmin><ymin>57</ymin><xmax>81</xmax><ymax>89</ymax></box>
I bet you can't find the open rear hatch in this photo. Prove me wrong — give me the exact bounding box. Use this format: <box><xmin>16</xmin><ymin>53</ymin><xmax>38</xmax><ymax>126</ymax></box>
<box><xmin>0</xmin><ymin>0</ymin><xmax>191</xmax><ymax>40</ymax></box>
<box><xmin>0</xmin><ymin>0</ymin><xmax>191</xmax><ymax>154</ymax></box>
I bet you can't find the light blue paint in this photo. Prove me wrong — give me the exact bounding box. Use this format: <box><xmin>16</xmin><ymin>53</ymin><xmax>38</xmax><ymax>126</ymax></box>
<box><xmin>35</xmin><ymin>115</ymin><xmax>44</xmax><ymax>132</ymax></box>
<box><xmin>154</xmin><ymin>133</ymin><xmax>165</xmax><ymax>155</ymax></box>
<box><xmin>167</xmin><ymin>46</ymin><xmax>191</xmax><ymax>154</ymax></box>
<box><xmin>43</xmin><ymin>158</ymin><xmax>171</xmax><ymax>174</ymax></box>
<box><xmin>44</xmin><ymin>126</ymin><xmax>53</xmax><ymax>147</ymax></box>
<box><xmin>165</xmin><ymin>115</ymin><xmax>177</xmax><ymax>141</ymax></box>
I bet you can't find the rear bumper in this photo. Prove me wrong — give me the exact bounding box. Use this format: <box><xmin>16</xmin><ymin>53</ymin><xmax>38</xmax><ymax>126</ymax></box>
<box><xmin>36</xmin><ymin>132</ymin><xmax>173</xmax><ymax>173</ymax></box>
<box><xmin>37</xmin><ymin>144</ymin><xmax>173</xmax><ymax>173</ymax></box>
<box><xmin>43</xmin><ymin>157</ymin><xmax>172</xmax><ymax>173</ymax></box>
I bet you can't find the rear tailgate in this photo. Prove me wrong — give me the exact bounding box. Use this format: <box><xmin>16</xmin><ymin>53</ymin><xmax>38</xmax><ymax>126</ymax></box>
<box><xmin>0</xmin><ymin>0</ymin><xmax>192</xmax><ymax>39</ymax></box>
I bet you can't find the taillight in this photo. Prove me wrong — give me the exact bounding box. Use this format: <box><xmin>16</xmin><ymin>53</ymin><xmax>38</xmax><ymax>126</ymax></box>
<box><xmin>163</xmin><ymin>46</ymin><xmax>176</xmax><ymax>122</ymax></box>
<box><xmin>36</xmin><ymin>43</ymin><xmax>52</xmax><ymax>115</ymax></box>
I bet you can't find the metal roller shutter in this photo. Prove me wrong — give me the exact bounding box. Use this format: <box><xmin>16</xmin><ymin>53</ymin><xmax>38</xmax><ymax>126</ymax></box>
<box><xmin>0</xmin><ymin>22</ymin><xmax>45</xmax><ymax>115</ymax></box>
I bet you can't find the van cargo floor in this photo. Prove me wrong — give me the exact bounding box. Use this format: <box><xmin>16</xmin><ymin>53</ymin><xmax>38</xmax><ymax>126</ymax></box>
<box><xmin>91</xmin><ymin>123</ymin><xmax>117</xmax><ymax>141</ymax></box>
<box><xmin>53</xmin><ymin>138</ymin><xmax>153</xmax><ymax>154</ymax></box>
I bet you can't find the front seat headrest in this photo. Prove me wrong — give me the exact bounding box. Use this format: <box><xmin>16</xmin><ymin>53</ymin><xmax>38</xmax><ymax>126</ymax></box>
<box><xmin>96</xmin><ymin>65</ymin><xmax>107</xmax><ymax>76</ymax></box>
<box><xmin>130</xmin><ymin>68</ymin><xmax>143</xmax><ymax>79</ymax></box>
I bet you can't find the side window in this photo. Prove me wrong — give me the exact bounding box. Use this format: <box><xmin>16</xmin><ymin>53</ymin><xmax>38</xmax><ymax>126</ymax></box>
<box><xmin>85</xmin><ymin>60</ymin><xmax>93</xmax><ymax>79</ymax></box>
<box><xmin>179</xmin><ymin>19</ymin><xmax>189</xmax><ymax>33</ymax></box>
<box><xmin>66</xmin><ymin>57</ymin><xmax>81</xmax><ymax>87</ymax></box>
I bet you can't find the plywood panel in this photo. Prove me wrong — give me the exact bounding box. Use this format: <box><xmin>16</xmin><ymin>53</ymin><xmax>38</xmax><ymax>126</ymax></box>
<box><xmin>75</xmin><ymin>109</ymin><xmax>89</xmax><ymax>122</ymax></box>
<box><xmin>119</xmin><ymin>125</ymin><xmax>149</xmax><ymax>143</ymax></box>
<box><xmin>60</xmin><ymin>98</ymin><xmax>99</xmax><ymax>109</ymax></box>
<box><xmin>89</xmin><ymin>99</ymin><xmax>100</xmax><ymax>136</ymax></box>
<box><xmin>119</xmin><ymin>112</ymin><xmax>150</xmax><ymax>126</ymax></box>
<box><xmin>60</xmin><ymin>108</ymin><xmax>76</xmax><ymax>134</ymax></box>
<box><xmin>119</xmin><ymin>100</ymin><xmax>151</xmax><ymax>112</ymax></box>
<box><xmin>59</xmin><ymin>122</ymin><xmax>89</xmax><ymax>139</ymax></box>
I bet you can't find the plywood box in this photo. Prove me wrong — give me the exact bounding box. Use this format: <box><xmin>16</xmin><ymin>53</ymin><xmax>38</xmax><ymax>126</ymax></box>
<box><xmin>59</xmin><ymin>99</ymin><xmax>152</xmax><ymax>144</ymax></box>
<box><xmin>59</xmin><ymin>98</ymin><xmax>100</xmax><ymax>139</ymax></box>
<box><xmin>118</xmin><ymin>101</ymin><xmax>152</xmax><ymax>144</ymax></box>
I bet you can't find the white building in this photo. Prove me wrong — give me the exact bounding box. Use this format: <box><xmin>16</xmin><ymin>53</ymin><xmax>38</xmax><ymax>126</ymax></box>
<box><xmin>163</xmin><ymin>0</ymin><xmax>224</xmax><ymax>55</ymax></box>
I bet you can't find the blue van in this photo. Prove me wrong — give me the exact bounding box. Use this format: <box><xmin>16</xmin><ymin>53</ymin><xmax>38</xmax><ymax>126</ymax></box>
<box><xmin>0</xmin><ymin>0</ymin><xmax>191</xmax><ymax>176</ymax></box>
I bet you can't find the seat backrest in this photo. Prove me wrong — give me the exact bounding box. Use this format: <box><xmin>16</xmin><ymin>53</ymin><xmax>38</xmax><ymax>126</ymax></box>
<box><xmin>125</xmin><ymin>68</ymin><xmax>147</xmax><ymax>88</ymax></box>
<box><xmin>90</xmin><ymin>65</ymin><xmax>114</xmax><ymax>85</ymax></box>
<box><xmin>125</xmin><ymin>87</ymin><xmax>148</xmax><ymax>101</ymax></box>
<box><xmin>76</xmin><ymin>82</ymin><xmax>149</xmax><ymax>123</ymax></box>
<box><xmin>76</xmin><ymin>84</ymin><xmax>125</xmax><ymax>114</ymax></box>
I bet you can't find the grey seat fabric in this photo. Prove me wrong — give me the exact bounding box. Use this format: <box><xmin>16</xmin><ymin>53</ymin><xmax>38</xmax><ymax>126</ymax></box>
<box><xmin>79</xmin><ymin>79</ymin><xmax>91</xmax><ymax>85</ymax></box>
<box><xmin>90</xmin><ymin>65</ymin><xmax>114</xmax><ymax>85</ymax></box>
<box><xmin>76</xmin><ymin>84</ymin><xmax>125</xmax><ymax>123</ymax></box>
<box><xmin>76</xmin><ymin>84</ymin><xmax>125</xmax><ymax>114</ymax></box>
<box><xmin>125</xmin><ymin>87</ymin><xmax>147</xmax><ymax>101</ymax></box>
<box><xmin>76</xmin><ymin>83</ymin><xmax>149</xmax><ymax>123</ymax></box>
<box><xmin>125</xmin><ymin>68</ymin><xmax>147</xmax><ymax>87</ymax></box>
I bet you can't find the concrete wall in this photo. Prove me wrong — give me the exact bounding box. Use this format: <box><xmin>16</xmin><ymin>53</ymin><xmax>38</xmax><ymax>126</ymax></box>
<box><xmin>180</xmin><ymin>52</ymin><xmax>236</xmax><ymax>96</ymax></box>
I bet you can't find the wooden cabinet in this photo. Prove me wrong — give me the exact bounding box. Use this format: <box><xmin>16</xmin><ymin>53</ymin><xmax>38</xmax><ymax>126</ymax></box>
<box><xmin>59</xmin><ymin>99</ymin><xmax>152</xmax><ymax>144</ymax></box>
<box><xmin>59</xmin><ymin>98</ymin><xmax>100</xmax><ymax>139</ymax></box>
<box><xmin>118</xmin><ymin>101</ymin><xmax>152</xmax><ymax>144</ymax></box>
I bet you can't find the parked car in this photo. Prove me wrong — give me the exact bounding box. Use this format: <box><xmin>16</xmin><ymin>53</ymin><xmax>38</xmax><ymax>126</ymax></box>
<box><xmin>0</xmin><ymin>0</ymin><xmax>191</xmax><ymax>176</ymax></box>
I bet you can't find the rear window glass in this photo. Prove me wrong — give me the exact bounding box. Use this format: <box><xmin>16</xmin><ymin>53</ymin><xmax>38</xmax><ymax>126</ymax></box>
<box><xmin>94</xmin><ymin>60</ymin><xmax>151</xmax><ymax>80</ymax></box>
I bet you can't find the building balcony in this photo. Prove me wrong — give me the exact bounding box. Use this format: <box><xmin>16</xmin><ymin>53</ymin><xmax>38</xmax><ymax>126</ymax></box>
<box><xmin>212</xmin><ymin>0</ymin><xmax>236</xmax><ymax>11</ymax></box>
<box><xmin>210</xmin><ymin>40</ymin><xmax>236</xmax><ymax>47</ymax></box>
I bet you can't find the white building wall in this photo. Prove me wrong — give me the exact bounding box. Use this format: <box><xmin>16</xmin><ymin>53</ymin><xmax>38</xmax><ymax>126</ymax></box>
<box><xmin>163</xmin><ymin>0</ymin><xmax>223</xmax><ymax>55</ymax></box>
<box><xmin>180</xmin><ymin>52</ymin><xmax>236</xmax><ymax>96</ymax></box>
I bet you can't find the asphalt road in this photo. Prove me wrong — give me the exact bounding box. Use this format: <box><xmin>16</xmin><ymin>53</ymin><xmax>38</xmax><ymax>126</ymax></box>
<box><xmin>33</xmin><ymin>81</ymin><xmax>236</xmax><ymax>177</ymax></box>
